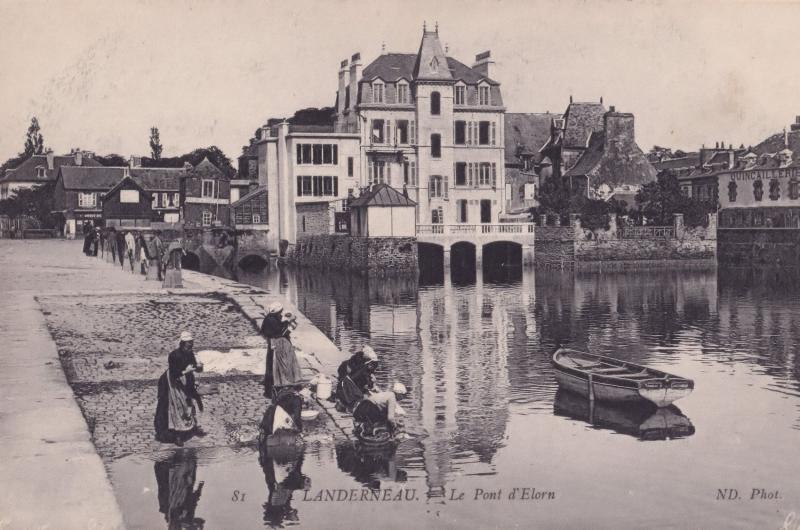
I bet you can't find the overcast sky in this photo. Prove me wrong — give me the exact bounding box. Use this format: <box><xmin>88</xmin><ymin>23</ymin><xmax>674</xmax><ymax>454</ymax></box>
<box><xmin>1</xmin><ymin>0</ymin><xmax>798</xmax><ymax>163</ymax></box>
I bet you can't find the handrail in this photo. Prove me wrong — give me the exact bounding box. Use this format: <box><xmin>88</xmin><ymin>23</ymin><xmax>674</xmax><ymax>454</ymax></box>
<box><xmin>416</xmin><ymin>223</ymin><xmax>536</xmax><ymax>236</ymax></box>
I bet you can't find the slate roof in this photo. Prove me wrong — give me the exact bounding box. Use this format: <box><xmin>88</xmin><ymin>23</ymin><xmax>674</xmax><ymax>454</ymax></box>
<box><xmin>562</xmin><ymin>102</ymin><xmax>607</xmax><ymax>149</ymax></box>
<box><xmin>348</xmin><ymin>183</ymin><xmax>416</xmax><ymax>207</ymax></box>
<box><xmin>2</xmin><ymin>153</ymin><xmax>102</xmax><ymax>183</ymax></box>
<box><xmin>565</xmin><ymin>132</ymin><xmax>606</xmax><ymax>176</ymax></box>
<box><xmin>187</xmin><ymin>157</ymin><xmax>228</xmax><ymax>180</ymax></box>
<box><xmin>652</xmin><ymin>154</ymin><xmax>700</xmax><ymax>172</ymax></box>
<box><xmin>231</xmin><ymin>186</ymin><xmax>266</xmax><ymax>208</ymax></box>
<box><xmin>58</xmin><ymin>166</ymin><xmax>183</xmax><ymax>191</ymax></box>
<box><xmin>565</xmin><ymin>129</ymin><xmax>657</xmax><ymax>188</ymax></box>
<box><xmin>104</xmin><ymin>175</ymin><xmax>150</xmax><ymax>198</ymax></box>
<box><xmin>361</xmin><ymin>54</ymin><xmax>499</xmax><ymax>85</ymax></box>
<box><xmin>752</xmin><ymin>130</ymin><xmax>800</xmax><ymax>159</ymax></box>
<box><xmin>505</xmin><ymin>113</ymin><xmax>559</xmax><ymax>165</ymax></box>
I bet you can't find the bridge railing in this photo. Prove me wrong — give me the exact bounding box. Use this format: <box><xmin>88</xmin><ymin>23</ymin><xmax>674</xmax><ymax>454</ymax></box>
<box><xmin>416</xmin><ymin>223</ymin><xmax>536</xmax><ymax>236</ymax></box>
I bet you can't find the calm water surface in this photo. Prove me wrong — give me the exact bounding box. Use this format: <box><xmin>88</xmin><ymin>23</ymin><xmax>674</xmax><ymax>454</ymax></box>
<box><xmin>113</xmin><ymin>265</ymin><xmax>800</xmax><ymax>529</ymax></box>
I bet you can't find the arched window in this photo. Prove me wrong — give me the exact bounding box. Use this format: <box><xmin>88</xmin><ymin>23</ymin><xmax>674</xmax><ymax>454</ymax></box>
<box><xmin>769</xmin><ymin>179</ymin><xmax>780</xmax><ymax>201</ymax></box>
<box><xmin>728</xmin><ymin>181</ymin><xmax>737</xmax><ymax>203</ymax></box>
<box><xmin>753</xmin><ymin>180</ymin><xmax>763</xmax><ymax>201</ymax></box>
<box><xmin>431</xmin><ymin>91</ymin><xmax>441</xmax><ymax>115</ymax></box>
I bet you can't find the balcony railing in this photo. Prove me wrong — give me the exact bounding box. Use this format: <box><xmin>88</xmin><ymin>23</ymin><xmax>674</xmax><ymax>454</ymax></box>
<box><xmin>619</xmin><ymin>226</ymin><xmax>675</xmax><ymax>239</ymax></box>
<box><xmin>417</xmin><ymin>223</ymin><xmax>536</xmax><ymax>236</ymax></box>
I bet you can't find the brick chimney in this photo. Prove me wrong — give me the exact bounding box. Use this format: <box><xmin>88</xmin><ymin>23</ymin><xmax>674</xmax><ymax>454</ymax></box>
<box><xmin>348</xmin><ymin>52</ymin><xmax>362</xmax><ymax>114</ymax></box>
<box><xmin>74</xmin><ymin>150</ymin><xmax>83</xmax><ymax>166</ymax></box>
<box><xmin>792</xmin><ymin>115</ymin><xmax>800</xmax><ymax>132</ymax></box>
<box><xmin>472</xmin><ymin>50</ymin><xmax>494</xmax><ymax>80</ymax></box>
<box><xmin>603</xmin><ymin>109</ymin><xmax>635</xmax><ymax>151</ymax></box>
<box><xmin>46</xmin><ymin>149</ymin><xmax>54</xmax><ymax>170</ymax></box>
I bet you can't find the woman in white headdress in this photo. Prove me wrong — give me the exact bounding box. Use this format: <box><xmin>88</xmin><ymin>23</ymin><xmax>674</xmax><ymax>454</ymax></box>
<box><xmin>154</xmin><ymin>331</ymin><xmax>205</xmax><ymax>446</ymax></box>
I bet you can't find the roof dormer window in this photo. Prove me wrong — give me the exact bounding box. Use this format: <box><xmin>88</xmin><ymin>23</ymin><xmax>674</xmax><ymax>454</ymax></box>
<box><xmin>36</xmin><ymin>166</ymin><xmax>45</xmax><ymax>179</ymax></box>
<box><xmin>397</xmin><ymin>81</ymin><xmax>409</xmax><ymax>104</ymax></box>
<box><xmin>454</xmin><ymin>83</ymin><xmax>466</xmax><ymax>106</ymax></box>
<box><xmin>372</xmin><ymin>81</ymin><xmax>384</xmax><ymax>104</ymax></box>
<box><xmin>478</xmin><ymin>83</ymin><xmax>491</xmax><ymax>106</ymax></box>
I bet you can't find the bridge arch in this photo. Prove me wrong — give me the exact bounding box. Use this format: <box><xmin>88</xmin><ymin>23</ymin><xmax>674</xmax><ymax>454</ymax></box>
<box><xmin>482</xmin><ymin>241</ymin><xmax>522</xmax><ymax>283</ymax></box>
<box><xmin>418</xmin><ymin>242</ymin><xmax>445</xmax><ymax>284</ymax></box>
<box><xmin>450</xmin><ymin>241</ymin><xmax>477</xmax><ymax>284</ymax></box>
<box><xmin>181</xmin><ymin>251</ymin><xmax>201</xmax><ymax>271</ymax></box>
<box><xmin>238</xmin><ymin>253</ymin><xmax>269</xmax><ymax>271</ymax></box>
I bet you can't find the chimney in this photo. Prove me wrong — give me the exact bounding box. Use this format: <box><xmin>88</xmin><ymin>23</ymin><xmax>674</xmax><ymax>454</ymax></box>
<box><xmin>348</xmin><ymin>52</ymin><xmax>362</xmax><ymax>114</ymax></box>
<box><xmin>74</xmin><ymin>150</ymin><xmax>83</xmax><ymax>166</ymax></box>
<box><xmin>337</xmin><ymin>59</ymin><xmax>349</xmax><ymax>118</ymax></box>
<box><xmin>129</xmin><ymin>155</ymin><xmax>142</xmax><ymax>168</ymax></box>
<box><xmin>603</xmin><ymin>111</ymin><xmax>635</xmax><ymax>151</ymax></box>
<box><xmin>792</xmin><ymin>116</ymin><xmax>800</xmax><ymax>132</ymax></box>
<box><xmin>472</xmin><ymin>50</ymin><xmax>494</xmax><ymax>80</ymax></box>
<box><xmin>609</xmin><ymin>105</ymin><xmax>616</xmax><ymax>113</ymax></box>
<box><xmin>46</xmin><ymin>149</ymin><xmax>54</xmax><ymax>171</ymax></box>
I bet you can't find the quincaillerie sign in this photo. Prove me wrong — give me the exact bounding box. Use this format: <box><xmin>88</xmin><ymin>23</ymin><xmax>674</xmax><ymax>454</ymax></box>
<box><xmin>725</xmin><ymin>167</ymin><xmax>800</xmax><ymax>182</ymax></box>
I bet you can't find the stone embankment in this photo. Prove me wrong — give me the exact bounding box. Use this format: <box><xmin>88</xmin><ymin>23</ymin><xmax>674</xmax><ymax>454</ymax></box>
<box><xmin>289</xmin><ymin>234</ymin><xmax>418</xmax><ymax>276</ymax></box>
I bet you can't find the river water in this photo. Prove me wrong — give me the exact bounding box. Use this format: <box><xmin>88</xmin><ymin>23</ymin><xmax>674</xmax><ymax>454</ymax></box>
<box><xmin>115</xmin><ymin>264</ymin><xmax>800</xmax><ymax>529</ymax></box>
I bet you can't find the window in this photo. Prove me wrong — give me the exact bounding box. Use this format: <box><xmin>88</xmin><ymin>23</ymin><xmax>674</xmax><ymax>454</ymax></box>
<box><xmin>431</xmin><ymin>134</ymin><xmax>441</xmax><ymax>158</ymax></box>
<box><xmin>348</xmin><ymin>157</ymin><xmax>354</xmax><ymax>177</ymax></box>
<box><xmin>78</xmin><ymin>192</ymin><xmax>96</xmax><ymax>208</ymax></box>
<box><xmin>790</xmin><ymin>179</ymin><xmax>799</xmax><ymax>200</ymax></box>
<box><xmin>372</xmin><ymin>82</ymin><xmax>384</xmax><ymax>103</ymax></box>
<box><xmin>202</xmin><ymin>211</ymin><xmax>213</xmax><ymax>226</ymax></box>
<box><xmin>397</xmin><ymin>83</ymin><xmax>409</xmax><ymax>104</ymax></box>
<box><xmin>431</xmin><ymin>91</ymin><xmax>441</xmax><ymax>115</ymax></box>
<box><xmin>202</xmin><ymin>180</ymin><xmax>215</xmax><ymax>198</ymax></box>
<box><xmin>429</xmin><ymin>175</ymin><xmax>448</xmax><ymax>199</ymax></box>
<box><xmin>410</xmin><ymin>121</ymin><xmax>416</xmax><ymax>144</ymax></box>
<box><xmin>396</xmin><ymin>120</ymin><xmax>409</xmax><ymax>144</ymax></box>
<box><xmin>371</xmin><ymin>120</ymin><xmax>385</xmax><ymax>144</ymax></box>
<box><xmin>403</xmin><ymin>161</ymin><xmax>417</xmax><ymax>186</ymax></box>
<box><xmin>36</xmin><ymin>166</ymin><xmax>45</xmax><ymax>179</ymax></box>
<box><xmin>431</xmin><ymin>206</ymin><xmax>444</xmax><ymax>224</ymax></box>
<box><xmin>161</xmin><ymin>192</ymin><xmax>170</xmax><ymax>207</ymax></box>
<box><xmin>479</xmin><ymin>121</ymin><xmax>491</xmax><ymax>145</ymax></box>
<box><xmin>248</xmin><ymin>159</ymin><xmax>257</xmax><ymax>178</ymax></box>
<box><xmin>479</xmin><ymin>163</ymin><xmax>492</xmax><ymax>186</ymax></box>
<box><xmin>296</xmin><ymin>176</ymin><xmax>339</xmax><ymax>197</ymax></box>
<box><xmin>368</xmin><ymin>161</ymin><xmax>389</xmax><ymax>185</ymax></box>
<box><xmin>173</xmin><ymin>192</ymin><xmax>180</xmax><ymax>206</ymax></box>
<box><xmin>457</xmin><ymin>199</ymin><xmax>468</xmax><ymax>223</ymax></box>
<box><xmin>479</xmin><ymin>85</ymin><xmax>490</xmax><ymax>105</ymax></box>
<box><xmin>120</xmin><ymin>189</ymin><xmax>139</xmax><ymax>203</ymax></box>
<box><xmin>252</xmin><ymin>214</ymin><xmax>261</xmax><ymax>224</ymax></box>
<box><xmin>455</xmin><ymin>162</ymin><xmax>467</xmax><ymax>186</ymax></box>
<box><xmin>455</xmin><ymin>85</ymin><xmax>465</xmax><ymax>105</ymax></box>
<box><xmin>297</xmin><ymin>144</ymin><xmax>338</xmax><ymax>165</ymax></box>
<box><xmin>769</xmin><ymin>179</ymin><xmax>780</xmax><ymax>201</ymax></box>
<box><xmin>454</xmin><ymin>121</ymin><xmax>466</xmax><ymax>145</ymax></box>
<box><xmin>753</xmin><ymin>180</ymin><xmax>763</xmax><ymax>201</ymax></box>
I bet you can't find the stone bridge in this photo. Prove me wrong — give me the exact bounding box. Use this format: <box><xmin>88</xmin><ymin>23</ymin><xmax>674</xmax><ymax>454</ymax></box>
<box><xmin>416</xmin><ymin>223</ymin><xmax>536</xmax><ymax>268</ymax></box>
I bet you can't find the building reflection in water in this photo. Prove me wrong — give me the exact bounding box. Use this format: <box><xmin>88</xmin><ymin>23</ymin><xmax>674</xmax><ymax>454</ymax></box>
<box><xmin>153</xmin><ymin>450</ymin><xmax>205</xmax><ymax>530</ymax></box>
<box><xmin>553</xmin><ymin>389</ymin><xmax>695</xmax><ymax>440</ymax></box>
<box><xmin>258</xmin><ymin>444</ymin><xmax>310</xmax><ymax>528</ymax></box>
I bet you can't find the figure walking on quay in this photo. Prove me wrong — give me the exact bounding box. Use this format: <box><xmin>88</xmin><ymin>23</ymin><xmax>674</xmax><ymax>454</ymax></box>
<box><xmin>163</xmin><ymin>239</ymin><xmax>186</xmax><ymax>288</ymax></box>
<box><xmin>124</xmin><ymin>230</ymin><xmax>136</xmax><ymax>273</ymax></box>
<box><xmin>151</xmin><ymin>230</ymin><xmax>164</xmax><ymax>281</ymax></box>
<box><xmin>154</xmin><ymin>331</ymin><xmax>206</xmax><ymax>447</ymax></box>
<box><xmin>115</xmin><ymin>229</ymin><xmax>126</xmax><ymax>268</ymax></box>
<box><xmin>137</xmin><ymin>232</ymin><xmax>149</xmax><ymax>275</ymax></box>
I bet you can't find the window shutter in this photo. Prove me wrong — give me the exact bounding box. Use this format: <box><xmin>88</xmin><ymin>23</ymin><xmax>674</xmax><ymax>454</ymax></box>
<box><xmin>453</xmin><ymin>163</ymin><xmax>456</xmax><ymax>186</ymax></box>
<box><xmin>410</xmin><ymin>121</ymin><xmax>416</xmax><ymax>144</ymax></box>
<box><xmin>370</xmin><ymin>121</ymin><xmax>374</xmax><ymax>144</ymax></box>
<box><xmin>491</xmin><ymin>123</ymin><xmax>496</xmax><ymax>145</ymax></box>
<box><xmin>296</xmin><ymin>145</ymin><xmax>302</xmax><ymax>164</ymax></box>
<box><xmin>334</xmin><ymin>177</ymin><xmax>338</xmax><ymax>197</ymax></box>
<box><xmin>411</xmin><ymin>162</ymin><xmax>417</xmax><ymax>186</ymax></box>
<box><xmin>429</xmin><ymin>178</ymin><xmax>435</xmax><ymax>199</ymax></box>
<box><xmin>467</xmin><ymin>163</ymin><xmax>473</xmax><ymax>187</ymax></box>
<box><xmin>297</xmin><ymin>176</ymin><xmax>302</xmax><ymax>196</ymax></box>
<box><xmin>492</xmin><ymin>163</ymin><xmax>497</xmax><ymax>189</ymax></box>
<box><xmin>444</xmin><ymin>175</ymin><xmax>449</xmax><ymax>200</ymax></box>
<box><xmin>368</xmin><ymin>160</ymin><xmax>374</xmax><ymax>184</ymax></box>
<box><xmin>385</xmin><ymin>120</ymin><xmax>391</xmax><ymax>145</ymax></box>
<box><xmin>387</xmin><ymin>164</ymin><xmax>392</xmax><ymax>185</ymax></box>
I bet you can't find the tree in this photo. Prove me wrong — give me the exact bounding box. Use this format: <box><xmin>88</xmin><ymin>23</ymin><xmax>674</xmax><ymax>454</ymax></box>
<box><xmin>149</xmin><ymin>127</ymin><xmax>163</xmax><ymax>160</ymax></box>
<box><xmin>23</xmin><ymin>117</ymin><xmax>45</xmax><ymax>156</ymax></box>
<box><xmin>95</xmin><ymin>153</ymin><xmax>128</xmax><ymax>167</ymax></box>
<box><xmin>140</xmin><ymin>146</ymin><xmax>236</xmax><ymax>178</ymax></box>
<box><xmin>635</xmin><ymin>170</ymin><xmax>716</xmax><ymax>227</ymax></box>
<box><xmin>0</xmin><ymin>181</ymin><xmax>57</xmax><ymax>229</ymax></box>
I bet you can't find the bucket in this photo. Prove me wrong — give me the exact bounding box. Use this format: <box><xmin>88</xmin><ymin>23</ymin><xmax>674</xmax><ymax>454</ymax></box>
<box><xmin>316</xmin><ymin>377</ymin><xmax>332</xmax><ymax>400</ymax></box>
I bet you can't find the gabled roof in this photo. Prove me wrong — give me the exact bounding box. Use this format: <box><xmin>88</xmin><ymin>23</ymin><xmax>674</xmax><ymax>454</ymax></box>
<box><xmin>505</xmin><ymin>113</ymin><xmax>559</xmax><ymax>165</ymax></box>
<box><xmin>57</xmin><ymin>166</ymin><xmax>183</xmax><ymax>191</ymax></box>
<box><xmin>362</xmin><ymin>53</ymin><xmax>499</xmax><ymax>85</ymax></box>
<box><xmin>104</xmin><ymin>175</ymin><xmax>150</xmax><ymax>199</ymax></box>
<box><xmin>1</xmin><ymin>153</ymin><xmax>102</xmax><ymax>183</ymax></box>
<box><xmin>413</xmin><ymin>30</ymin><xmax>453</xmax><ymax>81</ymax></box>
<box><xmin>349</xmin><ymin>183</ymin><xmax>416</xmax><ymax>208</ymax></box>
<box><xmin>187</xmin><ymin>157</ymin><xmax>228</xmax><ymax>180</ymax></box>
<box><xmin>565</xmin><ymin>131</ymin><xmax>606</xmax><ymax>176</ymax></box>
<box><xmin>562</xmin><ymin>102</ymin><xmax>606</xmax><ymax>149</ymax></box>
<box><xmin>231</xmin><ymin>186</ymin><xmax>266</xmax><ymax>207</ymax></box>
<box><xmin>565</xmin><ymin>128</ymin><xmax>657</xmax><ymax>188</ymax></box>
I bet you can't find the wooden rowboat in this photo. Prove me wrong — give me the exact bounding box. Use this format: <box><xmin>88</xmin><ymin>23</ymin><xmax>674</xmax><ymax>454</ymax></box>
<box><xmin>552</xmin><ymin>348</ymin><xmax>694</xmax><ymax>407</ymax></box>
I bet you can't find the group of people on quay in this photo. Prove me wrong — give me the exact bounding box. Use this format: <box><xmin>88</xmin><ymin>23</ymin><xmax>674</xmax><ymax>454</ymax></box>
<box><xmin>80</xmin><ymin>220</ymin><xmax>185</xmax><ymax>286</ymax></box>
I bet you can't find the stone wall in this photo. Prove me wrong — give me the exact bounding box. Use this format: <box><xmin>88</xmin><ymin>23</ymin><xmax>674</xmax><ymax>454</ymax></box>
<box><xmin>289</xmin><ymin>234</ymin><xmax>418</xmax><ymax>276</ymax></box>
<box><xmin>296</xmin><ymin>202</ymin><xmax>331</xmax><ymax>237</ymax></box>
<box><xmin>534</xmin><ymin>213</ymin><xmax>717</xmax><ymax>269</ymax></box>
<box><xmin>718</xmin><ymin>228</ymin><xmax>800</xmax><ymax>267</ymax></box>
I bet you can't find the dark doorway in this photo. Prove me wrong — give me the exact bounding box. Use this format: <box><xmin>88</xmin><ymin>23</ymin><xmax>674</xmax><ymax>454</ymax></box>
<box><xmin>480</xmin><ymin>200</ymin><xmax>492</xmax><ymax>223</ymax></box>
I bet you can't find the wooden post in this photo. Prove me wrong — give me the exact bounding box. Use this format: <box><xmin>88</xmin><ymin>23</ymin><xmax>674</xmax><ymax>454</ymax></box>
<box><xmin>588</xmin><ymin>373</ymin><xmax>595</xmax><ymax>402</ymax></box>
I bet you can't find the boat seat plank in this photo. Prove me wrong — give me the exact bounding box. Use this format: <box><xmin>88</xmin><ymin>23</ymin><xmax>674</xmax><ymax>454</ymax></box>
<box><xmin>590</xmin><ymin>367</ymin><xmax>630</xmax><ymax>374</ymax></box>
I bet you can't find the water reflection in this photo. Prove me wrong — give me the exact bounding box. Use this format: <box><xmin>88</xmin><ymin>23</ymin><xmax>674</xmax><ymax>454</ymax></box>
<box><xmin>153</xmin><ymin>450</ymin><xmax>205</xmax><ymax>530</ymax></box>
<box><xmin>553</xmin><ymin>389</ymin><xmax>695</xmax><ymax>440</ymax></box>
<box><xmin>335</xmin><ymin>442</ymin><xmax>408</xmax><ymax>489</ymax></box>
<box><xmin>258</xmin><ymin>444</ymin><xmax>310</xmax><ymax>528</ymax></box>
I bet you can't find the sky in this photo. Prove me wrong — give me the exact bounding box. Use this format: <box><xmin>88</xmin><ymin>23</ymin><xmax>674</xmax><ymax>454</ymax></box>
<box><xmin>0</xmin><ymin>0</ymin><xmax>798</xmax><ymax>163</ymax></box>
